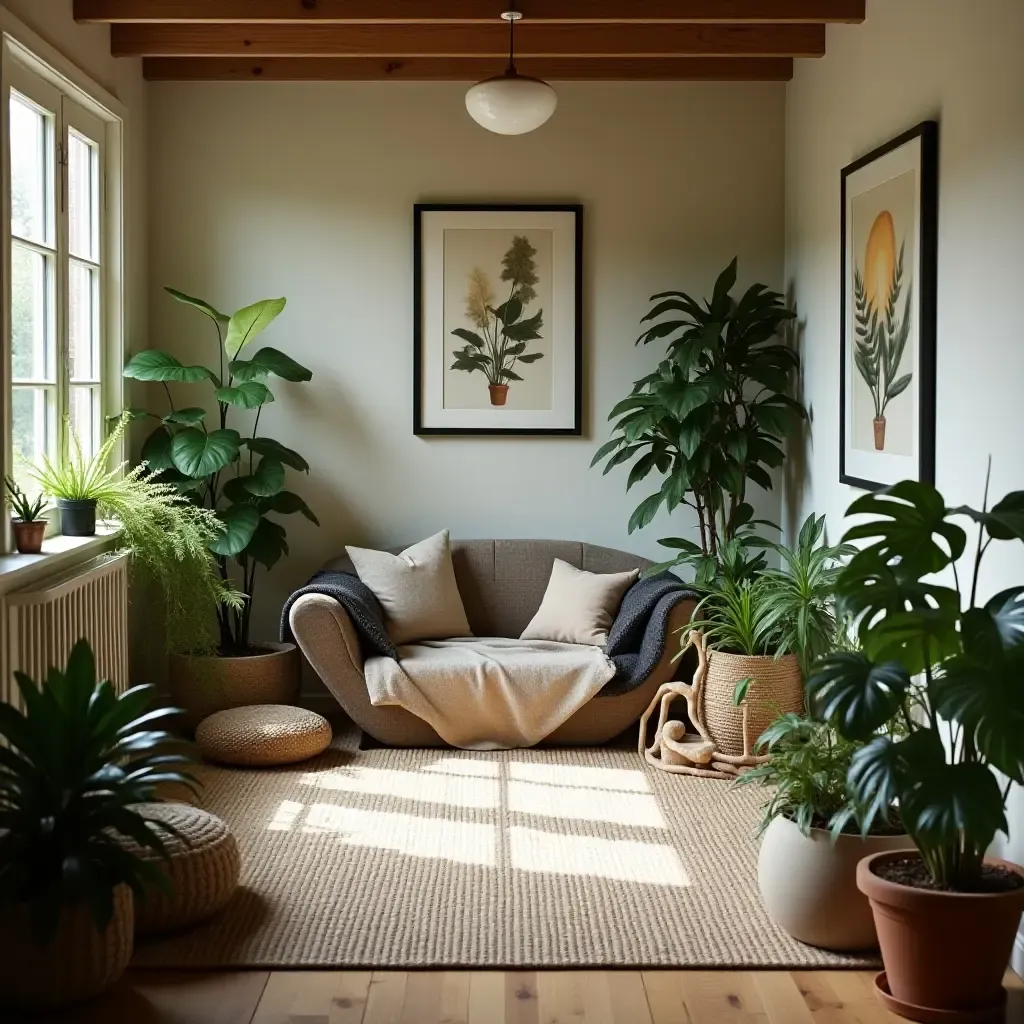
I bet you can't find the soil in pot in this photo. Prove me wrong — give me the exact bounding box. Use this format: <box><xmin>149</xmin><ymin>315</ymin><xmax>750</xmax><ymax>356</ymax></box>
<box><xmin>858</xmin><ymin>850</ymin><xmax>1024</xmax><ymax>1021</ymax></box>
<box><xmin>12</xmin><ymin>519</ymin><xmax>46</xmax><ymax>554</ymax></box>
<box><xmin>876</xmin><ymin>856</ymin><xmax>1024</xmax><ymax>894</ymax></box>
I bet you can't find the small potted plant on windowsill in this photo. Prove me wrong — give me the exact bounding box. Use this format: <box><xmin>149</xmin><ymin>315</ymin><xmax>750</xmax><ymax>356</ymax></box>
<box><xmin>0</xmin><ymin>640</ymin><xmax>196</xmax><ymax>1011</ymax></box>
<box><xmin>809</xmin><ymin>478</ymin><xmax>1024</xmax><ymax>1021</ymax></box>
<box><xmin>4</xmin><ymin>476</ymin><xmax>48</xmax><ymax>554</ymax></box>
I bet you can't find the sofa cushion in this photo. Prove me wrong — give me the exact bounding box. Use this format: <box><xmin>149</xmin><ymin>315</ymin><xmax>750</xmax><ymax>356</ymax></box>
<box><xmin>346</xmin><ymin>529</ymin><xmax>472</xmax><ymax>645</ymax></box>
<box><xmin>520</xmin><ymin>558</ymin><xmax>639</xmax><ymax>647</ymax></box>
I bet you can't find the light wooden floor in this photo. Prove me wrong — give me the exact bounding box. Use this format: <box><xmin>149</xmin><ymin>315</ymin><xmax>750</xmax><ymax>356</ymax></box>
<box><xmin>20</xmin><ymin>968</ymin><xmax>1024</xmax><ymax>1024</ymax></box>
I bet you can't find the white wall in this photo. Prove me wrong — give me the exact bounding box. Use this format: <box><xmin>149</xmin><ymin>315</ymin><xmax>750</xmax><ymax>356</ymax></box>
<box><xmin>783</xmin><ymin>0</ymin><xmax>1024</xmax><ymax>953</ymax></box>
<box><xmin>146</xmin><ymin>80</ymin><xmax>786</xmax><ymax>647</ymax></box>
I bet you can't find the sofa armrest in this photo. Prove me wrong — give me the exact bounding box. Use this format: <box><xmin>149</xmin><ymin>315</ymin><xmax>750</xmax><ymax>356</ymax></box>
<box><xmin>289</xmin><ymin>593</ymin><xmax>366</xmax><ymax>715</ymax></box>
<box><xmin>647</xmin><ymin>597</ymin><xmax>698</xmax><ymax>688</ymax></box>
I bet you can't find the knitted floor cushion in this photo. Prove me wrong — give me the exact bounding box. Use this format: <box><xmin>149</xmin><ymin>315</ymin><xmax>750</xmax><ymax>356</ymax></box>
<box><xmin>196</xmin><ymin>704</ymin><xmax>333</xmax><ymax>767</ymax></box>
<box><xmin>124</xmin><ymin>803</ymin><xmax>240</xmax><ymax>935</ymax></box>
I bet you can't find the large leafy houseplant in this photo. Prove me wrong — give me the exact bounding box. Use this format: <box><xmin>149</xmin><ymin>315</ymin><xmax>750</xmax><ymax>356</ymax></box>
<box><xmin>593</xmin><ymin>259</ymin><xmax>806</xmax><ymax>583</ymax></box>
<box><xmin>0</xmin><ymin>640</ymin><xmax>194</xmax><ymax>939</ymax></box>
<box><xmin>28</xmin><ymin>414</ymin><xmax>240</xmax><ymax>655</ymax></box>
<box><xmin>124</xmin><ymin>289</ymin><xmax>318</xmax><ymax>654</ymax></box>
<box><xmin>808</xmin><ymin>478</ymin><xmax>1024</xmax><ymax>890</ymax></box>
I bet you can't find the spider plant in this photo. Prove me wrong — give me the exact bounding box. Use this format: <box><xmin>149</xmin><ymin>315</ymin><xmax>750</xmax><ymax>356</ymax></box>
<box><xmin>0</xmin><ymin>640</ymin><xmax>196</xmax><ymax>938</ymax></box>
<box><xmin>26</xmin><ymin>414</ymin><xmax>242</xmax><ymax>654</ymax></box>
<box><xmin>759</xmin><ymin>513</ymin><xmax>856</xmax><ymax>677</ymax></box>
<box><xmin>688</xmin><ymin>575</ymin><xmax>778</xmax><ymax>656</ymax></box>
<box><xmin>4</xmin><ymin>476</ymin><xmax>46</xmax><ymax>522</ymax></box>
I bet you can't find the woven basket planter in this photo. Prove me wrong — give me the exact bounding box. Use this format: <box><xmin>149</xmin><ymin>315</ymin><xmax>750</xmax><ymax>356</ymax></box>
<box><xmin>702</xmin><ymin>650</ymin><xmax>803</xmax><ymax>757</ymax></box>
<box><xmin>0</xmin><ymin>884</ymin><xmax>133</xmax><ymax>1011</ymax></box>
<box><xmin>170</xmin><ymin>642</ymin><xmax>301</xmax><ymax>730</ymax></box>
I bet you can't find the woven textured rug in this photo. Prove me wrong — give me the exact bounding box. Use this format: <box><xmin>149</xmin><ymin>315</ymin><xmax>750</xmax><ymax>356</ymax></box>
<box><xmin>134</xmin><ymin>730</ymin><xmax>876</xmax><ymax>969</ymax></box>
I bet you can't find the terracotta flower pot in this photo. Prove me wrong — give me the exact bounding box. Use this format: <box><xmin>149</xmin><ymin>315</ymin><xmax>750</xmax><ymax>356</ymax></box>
<box><xmin>169</xmin><ymin>641</ymin><xmax>302</xmax><ymax>730</ymax></box>
<box><xmin>11</xmin><ymin>519</ymin><xmax>46</xmax><ymax>554</ymax></box>
<box><xmin>873</xmin><ymin>416</ymin><xmax>887</xmax><ymax>450</ymax></box>
<box><xmin>857</xmin><ymin>849</ymin><xmax>1024</xmax><ymax>1021</ymax></box>
<box><xmin>758</xmin><ymin>815</ymin><xmax>910</xmax><ymax>951</ymax></box>
<box><xmin>488</xmin><ymin>384</ymin><xmax>509</xmax><ymax>406</ymax></box>
<box><xmin>0</xmin><ymin>884</ymin><xmax>133</xmax><ymax>1011</ymax></box>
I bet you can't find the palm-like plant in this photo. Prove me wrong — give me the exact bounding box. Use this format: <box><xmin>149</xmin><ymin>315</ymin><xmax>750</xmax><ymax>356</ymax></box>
<box><xmin>759</xmin><ymin>514</ymin><xmax>856</xmax><ymax>677</ymax></box>
<box><xmin>0</xmin><ymin>640</ymin><xmax>196</xmax><ymax>937</ymax></box>
<box><xmin>688</xmin><ymin>575</ymin><xmax>778</xmax><ymax>657</ymax></box>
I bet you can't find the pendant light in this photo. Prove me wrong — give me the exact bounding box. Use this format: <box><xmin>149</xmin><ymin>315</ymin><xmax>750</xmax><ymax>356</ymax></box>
<box><xmin>465</xmin><ymin>9</ymin><xmax>557</xmax><ymax>135</ymax></box>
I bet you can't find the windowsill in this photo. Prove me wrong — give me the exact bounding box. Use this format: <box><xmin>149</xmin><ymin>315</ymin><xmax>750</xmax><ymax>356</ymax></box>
<box><xmin>0</xmin><ymin>523</ymin><xmax>120</xmax><ymax>593</ymax></box>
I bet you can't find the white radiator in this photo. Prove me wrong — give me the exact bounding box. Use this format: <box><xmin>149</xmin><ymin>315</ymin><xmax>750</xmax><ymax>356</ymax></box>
<box><xmin>2</xmin><ymin>553</ymin><xmax>130</xmax><ymax>709</ymax></box>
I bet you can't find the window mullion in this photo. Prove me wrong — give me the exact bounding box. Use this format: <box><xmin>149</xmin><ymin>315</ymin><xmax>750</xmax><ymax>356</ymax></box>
<box><xmin>56</xmin><ymin>95</ymin><xmax>69</xmax><ymax>467</ymax></box>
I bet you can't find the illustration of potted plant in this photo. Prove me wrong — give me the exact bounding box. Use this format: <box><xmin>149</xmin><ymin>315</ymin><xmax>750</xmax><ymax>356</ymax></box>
<box><xmin>450</xmin><ymin>235</ymin><xmax>545</xmax><ymax>406</ymax></box>
<box><xmin>853</xmin><ymin>211</ymin><xmax>913</xmax><ymax>451</ymax></box>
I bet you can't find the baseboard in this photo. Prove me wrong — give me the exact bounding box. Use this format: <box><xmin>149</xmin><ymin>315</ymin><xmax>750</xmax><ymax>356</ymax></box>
<box><xmin>1012</xmin><ymin>931</ymin><xmax>1024</xmax><ymax>980</ymax></box>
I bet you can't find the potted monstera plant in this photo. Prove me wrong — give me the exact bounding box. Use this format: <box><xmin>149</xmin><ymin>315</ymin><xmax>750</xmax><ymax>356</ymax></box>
<box><xmin>124</xmin><ymin>289</ymin><xmax>319</xmax><ymax>727</ymax></box>
<box><xmin>0</xmin><ymin>640</ymin><xmax>195</xmax><ymax>1011</ymax></box>
<box><xmin>809</xmin><ymin>479</ymin><xmax>1024</xmax><ymax>1020</ymax></box>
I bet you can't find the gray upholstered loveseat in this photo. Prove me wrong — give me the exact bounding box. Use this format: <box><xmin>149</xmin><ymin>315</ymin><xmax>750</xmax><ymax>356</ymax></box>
<box><xmin>289</xmin><ymin>539</ymin><xmax>695</xmax><ymax>747</ymax></box>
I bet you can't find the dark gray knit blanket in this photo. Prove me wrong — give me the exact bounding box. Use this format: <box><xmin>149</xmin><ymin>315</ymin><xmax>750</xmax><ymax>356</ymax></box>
<box><xmin>280</xmin><ymin>570</ymin><xmax>398</xmax><ymax>660</ymax></box>
<box><xmin>599</xmin><ymin>572</ymin><xmax>698</xmax><ymax>696</ymax></box>
<box><xmin>281</xmin><ymin>569</ymin><xmax>695</xmax><ymax>697</ymax></box>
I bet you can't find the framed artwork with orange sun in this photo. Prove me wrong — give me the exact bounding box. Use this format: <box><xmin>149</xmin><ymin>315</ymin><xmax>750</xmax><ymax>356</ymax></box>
<box><xmin>840</xmin><ymin>121</ymin><xmax>938</xmax><ymax>490</ymax></box>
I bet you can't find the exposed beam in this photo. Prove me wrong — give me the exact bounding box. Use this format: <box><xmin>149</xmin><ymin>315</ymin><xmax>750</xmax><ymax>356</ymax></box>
<box><xmin>112</xmin><ymin>23</ymin><xmax>826</xmax><ymax>58</ymax></box>
<box><xmin>142</xmin><ymin>56</ymin><xmax>795</xmax><ymax>81</ymax></box>
<box><xmin>79</xmin><ymin>0</ymin><xmax>864</xmax><ymax>25</ymax></box>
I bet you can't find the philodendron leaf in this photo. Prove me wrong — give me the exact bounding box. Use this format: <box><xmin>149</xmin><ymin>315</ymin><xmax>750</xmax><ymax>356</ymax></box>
<box><xmin>215</xmin><ymin>382</ymin><xmax>274</xmax><ymax>409</ymax></box>
<box><xmin>239</xmin><ymin>459</ymin><xmax>285</xmax><ymax>498</ymax></box>
<box><xmin>243</xmin><ymin>437</ymin><xmax>308</xmax><ymax>472</ymax></box>
<box><xmin>163</xmin><ymin>407</ymin><xmax>207</xmax><ymax>426</ymax></box>
<box><xmin>806</xmin><ymin>651</ymin><xmax>912</xmax><ymax>740</ymax></box>
<box><xmin>123</xmin><ymin>350</ymin><xmax>215</xmax><ymax>384</ymax></box>
<box><xmin>164</xmin><ymin>287</ymin><xmax>229</xmax><ymax>324</ymax></box>
<box><xmin>953</xmin><ymin>492</ymin><xmax>1024</xmax><ymax>544</ymax></box>
<box><xmin>228</xmin><ymin>347</ymin><xmax>312</xmax><ymax>383</ymax></box>
<box><xmin>225</xmin><ymin>298</ymin><xmax>287</xmax><ymax>358</ymax></box>
<box><xmin>246</xmin><ymin>517</ymin><xmax>288</xmax><ymax>569</ymax></box>
<box><xmin>259</xmin><ymin>490</ymin><xmax>319</xmax><ymax>525</ymax></box>
<box><xmin>141</xmin><ymin>426</ymin><xmax>175</xmax><ymax>472</ymax></box>
<box><xmin>170</xmin><ymin>428</ymin><xmax>240</xmax><ymax>478</ymax></box>
<box><xmin>208</xmin><ymin>504</ymin><xmax>260</xmax><ymax>557</ymax></box>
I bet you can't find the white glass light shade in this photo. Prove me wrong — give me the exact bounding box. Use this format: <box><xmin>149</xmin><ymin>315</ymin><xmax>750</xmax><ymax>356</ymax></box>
<box><xmin>465</xmin><ymin>72</ymin><xmax>557</xmax><ymax>135</ymax></box>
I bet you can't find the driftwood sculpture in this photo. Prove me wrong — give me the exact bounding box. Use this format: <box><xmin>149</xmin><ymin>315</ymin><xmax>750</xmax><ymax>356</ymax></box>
<box><xmin>639</xmin><ymin>629</ymin><xmax>771</xmax><ymax>779</ymax></box>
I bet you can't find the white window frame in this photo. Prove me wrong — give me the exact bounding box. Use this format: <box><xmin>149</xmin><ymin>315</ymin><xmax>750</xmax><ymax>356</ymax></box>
<box><xmin>0</xmin><ymin>24</ymin><xmax>125</xmax><ymax>552</ymax></box>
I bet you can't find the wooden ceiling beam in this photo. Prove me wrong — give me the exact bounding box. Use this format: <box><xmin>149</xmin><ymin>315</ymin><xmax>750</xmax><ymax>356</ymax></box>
<box><xmin>112</xmin><ymin>23</ymin><xmax>826</xmax><ymax>58</ymax></box>
<box><xmin>142</xmin><ymin>56</ymin><xmax>795</xmax><ymax>81</ymax></box>
<box><xmin>79</xmin><ymin>0</ymin><xmax>864</xmax><ymax>25</ymax></box>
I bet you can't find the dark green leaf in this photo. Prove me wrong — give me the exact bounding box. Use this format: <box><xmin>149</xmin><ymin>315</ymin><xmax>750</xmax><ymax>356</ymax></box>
<box><xmin>246</xmin><ymin>517</ymin><xmax>288</xmax><ymax>569</ymax></box>
<box><xmin>807</xmin><ymin>651</ymin><xmax>912</xmax><ymax>740</ymax></box>
<box><xmin>214</xmin><ymin>382</ymin><xmax>274</xmax><ymax>409</ymax></box>
<box><xmin>228</xmin><ymin>346</ymin><xmax>312</xmax><ymax>383</ymax></box>
<box><xmin>141</xmin><ymin>426</ymin><xmax>175</xmax><ymax>472</ymax></box>
<box><xmin>164</xmin><ymin>287</ymin><xmax>229</xmax><ymax>324</ymax></box>
<box><xmin>123</xmin><ymin>350</ymin><xmax>215</xmax><ymax>384</ymax></box>
<box><xmin>240</xmin><ymin>459</ymin><xmax>285</xmax><ymax>498</ymax></box>
<box><xmin>208</xmin><ymin>504</ymin><xmax>261</xmax><ymax>557</ymax></box>
<box><xmin>628</xmin><ymin>492</ymin><xmax>664</xmax><ymax>534</ymax></box>
<box><xmin>170</xmin><ymin>428</ymin><xmax>240</xmax><ymax>478</ymax></box>
<box><xmin>243</xmin><ymin>437</ymin><xmax>309</xmax><ymax>472</ymax></box>
<box><xmin>259</xmin><ymin>490</ymin><xmax>319</xmax><ymax>525</ymax></box>
<box><xmin>163</xmin><ymin>407</ymin><xmax>207</xmax><ymax>427</ymax></box>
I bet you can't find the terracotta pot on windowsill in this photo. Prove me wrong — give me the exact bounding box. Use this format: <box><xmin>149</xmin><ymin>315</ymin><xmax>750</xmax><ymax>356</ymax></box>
<box><xmin>11</xmin><ymin>519</ymin><xmax>47</xmax><ymax>554</ymax></box>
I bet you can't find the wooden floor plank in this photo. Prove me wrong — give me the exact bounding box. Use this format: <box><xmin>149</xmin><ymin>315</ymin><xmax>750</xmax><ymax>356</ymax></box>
<box><xmin>536</xmin><ymin>971</ymin><xmax>586</xmax><ymax>1023</ymax></box>
<box><xmin>505</xmin><ymin>971</ymin><xmax>540</xmax><ymax>1024</ymax></box>
<box><xmin>641</xmin><ymin>971</ymin><xmax>693</xmax><ymax>1024</ymax></box>
<box><xmin>608</xmin><ymin>971</ymin><xmax>654</xmax><ymax>1024</ymax></box>
<box><xmin>250</xmin><ymin>970</ymin><xmax>372</xmax><ymax>1024</ymax></box>
<box><xmin>439</xmin><ymin>971</ymin><xmax>472</xmax><ymax>1024</ymax></box>
<box><xmin>365</xmin><ymin>971</ymin><xmax>411</xmax><ymax>1024</ymax></box>
<box><xmin>751</xmin><ymin>972</ymin><xmax>816</xmax><ymax>1024</ymax></box>
<box><xmin>675</xmin><ymin>971</ymin><xmax>769</xmax><ymax>1023</ymax></box>
<box><xmin>468</xmin><ymin>971</ymin><xmax>506</xmax><ymax>1024</ymax></box>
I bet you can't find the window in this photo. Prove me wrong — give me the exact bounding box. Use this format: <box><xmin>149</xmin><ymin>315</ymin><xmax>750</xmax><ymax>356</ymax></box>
<box><xmin>5</xmin><ymin>56</ymin><xmax>112</xmax><ymax>492</ymax></box>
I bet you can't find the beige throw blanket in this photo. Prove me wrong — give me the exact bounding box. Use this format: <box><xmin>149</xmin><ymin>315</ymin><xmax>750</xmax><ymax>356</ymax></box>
<box><xmin>364</xmin><ymin>637</ymin><xmax>617</xmax><ymax>749</ymax></box>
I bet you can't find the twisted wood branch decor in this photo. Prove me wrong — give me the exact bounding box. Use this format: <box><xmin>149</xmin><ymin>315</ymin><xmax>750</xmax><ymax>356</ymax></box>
<box><xmin>639</xmin><ymin>629</ymin><xmax>773</xmax><ymax>779</ymax></box>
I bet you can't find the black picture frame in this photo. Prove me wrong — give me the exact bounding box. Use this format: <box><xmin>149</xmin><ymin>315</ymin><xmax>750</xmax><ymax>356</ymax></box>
<box><xmin>413</xmin><ymin>203</ymin><xmax>583</xmax><ymax>436</ymax></box>
<box><xmin>839</xmin><ymin>121</ymin><xmax>938</xmax><ymax>490</ymax></box>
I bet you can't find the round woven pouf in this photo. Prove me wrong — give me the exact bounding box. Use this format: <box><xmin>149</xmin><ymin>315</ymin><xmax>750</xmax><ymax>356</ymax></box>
<box><xmin>122</xmin><ymin>803</ymin><xmax>240</xmax><ymax>935</ymax></box>
<box><xmin>196</xmin><ymin>704</ymin><xmax>333</xmax><ymax>767</ymax></box>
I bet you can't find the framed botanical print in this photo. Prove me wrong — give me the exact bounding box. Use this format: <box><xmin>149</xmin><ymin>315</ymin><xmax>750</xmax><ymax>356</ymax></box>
<box><xmin>413</xmin><ymin>203</ymin><xmax>582</xmax><ymax>435</ymax></box>
<box><xmin>840</xmin><ymin>121</ymin><xmax>938</xmax><ymax>490</ymax></box>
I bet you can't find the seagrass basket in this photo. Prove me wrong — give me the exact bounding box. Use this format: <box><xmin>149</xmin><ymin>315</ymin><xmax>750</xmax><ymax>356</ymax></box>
<box><xmin>702</xmin><ymin>650</ymin><xmax>803</xmax><ymax>756</ymax></box>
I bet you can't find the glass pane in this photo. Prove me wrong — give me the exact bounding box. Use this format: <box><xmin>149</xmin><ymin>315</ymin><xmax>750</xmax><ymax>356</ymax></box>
<box><xmin>11</xmin><ymin>243</ymin><xmax>53</xmax><ymax>381</ymax></box>
<box><xmin>12</xmin><ymin>387</ymin><xmax>55</xmax><ymax>492</ymax></box>
<box><xmin>70</xmin><ymin>260</ymin><xmax>100</xmax><ymax>381</ymax></box>
<box><xmin>68</xmin><ymin>130</ymin><xmax>99</xmax><ymax>262</ymax></box>
<box><xmin>9</xmin><ymin>93</ymin><xmax>49</xmax><ymax>245</ymax></box>
<box><xmin>70</xmin><ymin>386</ymin><xmax>101</xmax><ymax>464</ymax></box>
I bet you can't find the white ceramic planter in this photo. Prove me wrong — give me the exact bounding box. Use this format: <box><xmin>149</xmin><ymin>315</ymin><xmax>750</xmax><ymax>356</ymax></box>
<box><xmin>758</xmin><ymin>814</ymin><xmax>909</xmax><ymax>951</ymax></box>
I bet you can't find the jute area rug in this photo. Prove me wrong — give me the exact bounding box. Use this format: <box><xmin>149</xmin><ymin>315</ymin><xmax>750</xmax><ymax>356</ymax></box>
<box><xmin>134</xmin><ymin>728</ymin><xmax>876</xmax><ymax>970</ymax></box>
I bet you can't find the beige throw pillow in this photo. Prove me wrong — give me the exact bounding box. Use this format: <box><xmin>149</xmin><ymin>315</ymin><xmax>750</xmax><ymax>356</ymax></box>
<box><xmin>520</xmin><ymin>559</ymin><xmax>639</xmax><ymax>647</ymax></box>
<box><xmin>346</xmin><ymin>530</ymin><xmax>472</xmax><ymax>646</ymax></box>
